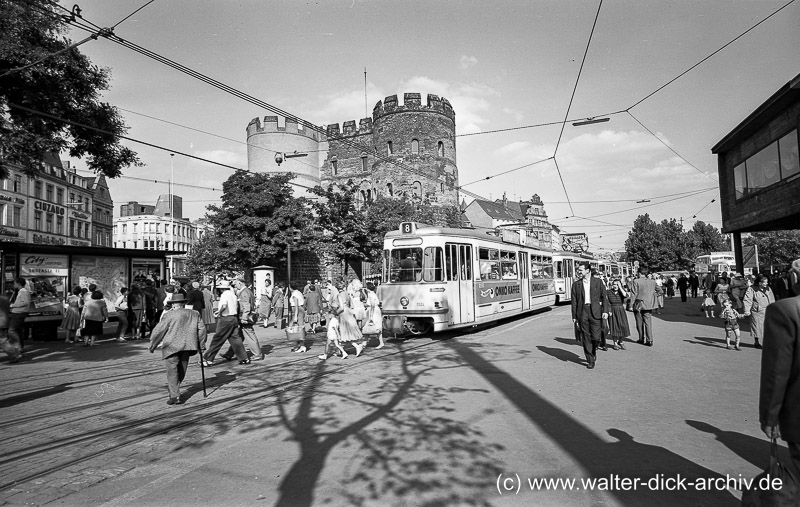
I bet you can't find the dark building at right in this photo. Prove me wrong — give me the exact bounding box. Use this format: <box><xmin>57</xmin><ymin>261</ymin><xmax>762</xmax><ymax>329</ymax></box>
<box><xmin>711</xmin><ymin>72</ymin><xmax>800</xmax><ymax>271</ymax></box>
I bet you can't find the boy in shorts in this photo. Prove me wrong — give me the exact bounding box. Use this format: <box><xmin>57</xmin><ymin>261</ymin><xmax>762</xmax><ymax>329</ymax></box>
<box><xmin>720</xmin><ymin>299</ymin><xmax>742</xmax><ymax>350</ymax></box>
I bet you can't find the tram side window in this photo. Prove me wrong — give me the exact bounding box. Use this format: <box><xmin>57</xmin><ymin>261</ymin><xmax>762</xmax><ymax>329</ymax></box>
<box><xmin>422</xmin><ymin>247</ymin><xmax>444</xmax><ymax>282</ymax></box>
<box><xmin>555</xmin><ymin>260</ymin><xmax>564</xmax><ymax>278</ymax></box>
<box><xmin>479</xmin><ymin>248</ymin><xmax>500</xmax><ymax>280</ymax></box>
<box><xmin>445</xmin><ymin>244</ymin><xmax>458</xmax><ymax>281</ymax></box>
<box><xmin>500</xmin><ymin>250</ymin><xmax>517</xmax><ymax>279</ymax></box>
<box><xmin>461</xmin><ymin>245</ymin><xmax>472</xmax><ymax>280</ymax></box>
<box><xmin>390</xmin><ymin>247</ymin><xmax>423</xmax><ymax>281</ymax></box>
<box><xmin>541</xmin><ymin>257</ymin><xmax>554</xmax><ymax>278</ymax></box>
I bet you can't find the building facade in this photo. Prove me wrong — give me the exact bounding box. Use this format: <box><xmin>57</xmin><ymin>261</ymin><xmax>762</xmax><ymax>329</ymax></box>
<box><xmin>462</xmin><ymin>194</ymin><xmax>556</xmax><ymax>250</ymax></box>
<box><xmin>0</xmin><ymin>155</ymin><xmax>98</xmax><ymax>248</ymax></box>
<box><xmin>711</xmin><ymin>72</ymin><xmax>800</xmax><ymax>270</ymax></box>
<box><xmin>113</xmin><ymin>194</ymin><xmax>198</xmax><ymax>278</ymax></box>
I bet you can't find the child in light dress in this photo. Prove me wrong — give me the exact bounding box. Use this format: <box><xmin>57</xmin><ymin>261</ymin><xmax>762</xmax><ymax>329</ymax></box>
<box><xmin>318</xmin><ymin>311</ymin><xmax>347</xmax><ymax>360</ymax></box>
<box><xmin>719</xmin><ymin>299</ymin><xmax>742</xmax><ymax>350</ymax></box>
<box><xmin>702</xmin><ymin>291</ymin><xmax>715</xmax><ymax>318</ymax></box>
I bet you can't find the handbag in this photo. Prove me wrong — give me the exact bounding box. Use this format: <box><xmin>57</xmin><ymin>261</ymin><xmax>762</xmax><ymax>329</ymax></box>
<box><xmin>362</xmin><ymin>320</ymin><xmax>381</xmax><ymax>335</ymax></box>
<box><xmin>742</xmin><ymin>438</ymin><xmax>798</xmax><ymax>507</ymax></box>
<box><xmin>285</xmin><ymin>325</ymin><xmax>306</xmax><ymax>342</ymax></box>
<box><xmin>632</xmin><ymin>299</ymin><xmax>644</xmax><ymax>311</ymax></box>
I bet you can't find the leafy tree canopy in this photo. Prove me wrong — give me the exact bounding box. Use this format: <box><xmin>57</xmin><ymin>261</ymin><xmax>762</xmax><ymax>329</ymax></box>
<box><xmin>744</xmin><ymin>230</ymin><xmax>800</xmax><ymax>268</ymax></box>
<box><xmin>625</xmin><ymin>215</ymin><xmax>726</xmax><ymax>271</ymax></box>
<box><xmin>188</xmin><ymin>171</ymin><xmax>312</xmax><ymax>274</ymax></box>
<box><xmin>0</xmin><ymin>0</ymin><xmax>140</xmax><ymax>178</ymax></box>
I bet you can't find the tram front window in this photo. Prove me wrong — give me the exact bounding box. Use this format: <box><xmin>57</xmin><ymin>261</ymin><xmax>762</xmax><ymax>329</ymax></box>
<box><xmin>390</xmin><ymin>248</ymin><xmax>422</xmax><ymax>281</ymax></box>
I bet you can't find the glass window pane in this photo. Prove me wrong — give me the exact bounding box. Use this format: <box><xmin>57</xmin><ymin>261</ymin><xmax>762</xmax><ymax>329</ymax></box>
<box><xmin>779</xmin><ymin>129</ymin><xmax>799</xmax><ymax>180</ymax></box>
<box><xmin>746</xmin><ymin>141</ymin><xmax>780</xmax><ymax>192</ymax></box>
<box><xmin>733</xmin><ymin>162</ymin><xmax>746</xmax><ymax>199</ymax></box>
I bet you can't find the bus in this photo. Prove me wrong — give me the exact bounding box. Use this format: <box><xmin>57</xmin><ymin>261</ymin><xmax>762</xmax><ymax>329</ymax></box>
<box><xmin>695</xmin><ymin>252</ymin><xmax>736</xmax><ymax>275</ymax></box>
<box><xmin>378</xmin><ymin>223</ymin><xmax>555</xmax><ymax>336</ymax></box>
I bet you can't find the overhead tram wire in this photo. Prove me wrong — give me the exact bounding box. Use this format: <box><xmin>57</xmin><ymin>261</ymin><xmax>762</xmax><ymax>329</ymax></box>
<box><xmin>557</xmin><ymin>186</ymin><xmax>717</xmax><ymax>221</ymax></box>
<box><xmin>552</xmin><ymin>0</ymin><xmax>604</xmax><ymax>216</ymax></box>
<box><xmin>110</xmin><ymin>0</ymin><xmax>158</xmax><ymax>29</ymax></box>
<box><xmin>545</xmin><ymin>186</ymin><xmax>718</xmax><ymax>204</ymax></box>
<box><xmin>690</xmin><ymin>197</ymin><xmax>718</xmax><ymax>219</ymax></box>
<box><xmin>627</xmin><ymin>0</ymin><xmax>797</xmax><ymax>110</ymax></box>
<box><xmin>56</xmin><ymin>14</ymin><xmax>476</xmax><ymax>200</ymax></box>
<box><xmin>6</xmin><ymin>103</ymin><xmax>318</xmax><ymax>194</ymax></box>
<box><xmin>458</xmin><ymin>157</ymin><xmax>553</xmax><ymax>188</ymax></box>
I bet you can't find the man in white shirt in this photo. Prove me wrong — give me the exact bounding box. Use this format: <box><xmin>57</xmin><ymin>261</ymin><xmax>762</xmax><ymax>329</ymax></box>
<box><xmin>202</xmin><ymin>281</ymin><xmax>249</xmax><ymax>365</ymax></box>
<box><xmin>9</xmin><ymin>277</ymin><xmax>31</xmax><ymax>359</ymax></box>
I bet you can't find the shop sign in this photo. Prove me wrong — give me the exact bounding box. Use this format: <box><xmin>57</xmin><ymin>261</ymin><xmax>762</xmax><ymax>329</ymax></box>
<box><xmin>32</xmin><ymin>233</ymin><xmax>67</xmax><ymax>246</ymax></box>
<box><xmin>71</xmin><ymin>210</ymin><xmax>89</xmax><ymax>220</ymax></box>
<box><xmin>20</xmin><ymin>254</ymin><xmax>69</xmax><ymax>276</ymax></box>
<box><xmin>34</xmin><ymin>200</ymin><xmax>66</xmax><ymax>215</ymax></box>
<box><xmin>70</xmin><ymin>239</ymin><xmax>91</xmax><ymax>247</ymax></box>
<box><xmin>0</xmin><ymin>227</ymin><xmax>20</xmax><ymax>237</ymax></box>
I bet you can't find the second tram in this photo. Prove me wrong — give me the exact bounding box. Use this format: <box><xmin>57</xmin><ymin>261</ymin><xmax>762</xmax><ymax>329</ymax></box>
<box><xmin>378</xmin><ymin>223</ymin><xmax>555</xmax><ymax>336</ymax></box>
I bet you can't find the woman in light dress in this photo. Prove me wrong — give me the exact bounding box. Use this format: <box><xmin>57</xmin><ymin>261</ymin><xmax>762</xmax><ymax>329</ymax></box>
<box><xmin>743</xmin><ymin>274</ymin><xmax>775</xmax><ymax>350</ymax></box>
<box><xmin>337</xmin><ymin>279</ymin><xmax>365</xmax><ymax>357</ymax></box>
<box><xmin>361</xmin><ymin>282</ymin><xmax>384</xmax><ymax>349</ymax></box>
<box><xmin>61</xmin><ymin>286</ymin><xmax>83</xmax><ymax>344</ymax></box>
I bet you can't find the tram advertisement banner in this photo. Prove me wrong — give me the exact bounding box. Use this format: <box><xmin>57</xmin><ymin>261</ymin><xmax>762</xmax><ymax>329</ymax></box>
<box><xmin>476</xmin><ymin>280</ymin><xmax>522</xmax><ymax>305</ymax></box>
<box><xmin>531</xmin><ymin>279</ymin><xmax>555</xmax><ymax>297</ymax></box>
<box><xmin>20</xmin><ymin>254</ymin><xmax>68</xmax><ymax>318</ymax></box>
<box><xmin>71</xmin><ymin>256</ymin><xmax>128</xmax><ymax>310</ymax></box>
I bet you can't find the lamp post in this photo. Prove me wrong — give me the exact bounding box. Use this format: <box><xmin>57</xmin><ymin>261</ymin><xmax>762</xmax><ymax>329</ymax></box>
<box><xmin>169</xmin><ymin>153</ymin><xmax>174</xmax><ymax>279</ymax></box>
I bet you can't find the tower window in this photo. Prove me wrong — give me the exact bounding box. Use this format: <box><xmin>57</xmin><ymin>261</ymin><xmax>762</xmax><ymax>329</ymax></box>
<box><xmin>361</xmin><ymin>156</ymin><xmax>368</xmax><ymax>173</ymax></box>
<box><xmin>411</xmin><ymin>139</ymin><xmax>419</xmax><ymax>155</ymax></box>
<box><xmin>387</xmin><ymin>183</ymin><xmax>393</xmax><ymax>196</ymax></box>
<box><xmin>387</xmin><ymin>141</ymin><xmax>393</xmax><ymax>155</ymax></box>
<box><xmin>441</xmin><ymin>183</ymin><xmax>444</xmax><ymax>193</ymax></box>
<box><xmin>438</xmin><ymin>141</ymin><xmax>444</xmax><ymax>157</ymax></box>
<box><xmin>331</xmin><ymin>159</ymin><xmax>338</xmax><ymax>175</ymax></box>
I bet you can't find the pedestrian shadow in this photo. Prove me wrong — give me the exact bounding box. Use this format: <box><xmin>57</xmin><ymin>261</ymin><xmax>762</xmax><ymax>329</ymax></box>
<box><xmin>0</xmin><ymin>383</ymin><xmax>72</xmax><ymax>408</ymax></box>
<box><xmin>685</xmin><ymin>336</ymin><xmax>728</xmax><ymax>348</ymax></box>
<box><xmin>182</xmin><ymin>371</ymin><xmax>236</xmax><ymax>402</ymax></box>
<box><xmin>537</xmin><ymin>345</ymin><xmax>585</xmax><ymax>366</ymax></box>
<box><xmin>686</xmin><ymin>420</ymin><xmax>771</xmax><ymax>470</ymax></box>
<box><xmin>449</xmin><ymin>343</ymin><xmax>737</xmax><ymax>505</ymax></box>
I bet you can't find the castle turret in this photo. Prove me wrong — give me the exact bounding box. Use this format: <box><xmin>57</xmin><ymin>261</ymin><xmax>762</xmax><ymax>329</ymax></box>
<box><xmin>246</xmin><ymin>116</ymin><xmax>323</xmax><ymax>195</ymax></box>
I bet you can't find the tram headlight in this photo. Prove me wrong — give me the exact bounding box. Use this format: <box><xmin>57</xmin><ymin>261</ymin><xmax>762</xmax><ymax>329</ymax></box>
<box><xmin>400</xmin><ymin>296</ymin><xmax>409</xmax><ymax>307</ymax></box>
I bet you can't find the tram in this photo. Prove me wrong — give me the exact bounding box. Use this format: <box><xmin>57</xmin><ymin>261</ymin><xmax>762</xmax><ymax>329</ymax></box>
<box><xmin>378</xmin><ymin>222</ymin><xmax>555</xmax><ymax>336</ymax></box>
<box><xmin>551</xmin><ymin>251</ymin><xmax>596</xmax><ymax>304</ymax></box>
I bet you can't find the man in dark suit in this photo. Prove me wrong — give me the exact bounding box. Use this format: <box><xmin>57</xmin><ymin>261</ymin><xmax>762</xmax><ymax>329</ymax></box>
<box><xmin>759</xmin><ymin>258</ymin><xmax>800</xmax><ymax>484</ymax></box>
<box><xmin>571</xmin><ymin>261</ymin><xmax>610</xmax><ymax>369</ymax></box>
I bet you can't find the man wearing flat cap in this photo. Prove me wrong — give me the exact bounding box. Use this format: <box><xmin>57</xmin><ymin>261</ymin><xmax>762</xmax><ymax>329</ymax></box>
<box><xmin>149</xmin><ymin>293</ymin><xmax>205</xmax><ymax>405</ymax></box>
<box><xmin>760</xmin><ymin>258</ymin><xmax>800</xmax><ymax>487</ymax></box>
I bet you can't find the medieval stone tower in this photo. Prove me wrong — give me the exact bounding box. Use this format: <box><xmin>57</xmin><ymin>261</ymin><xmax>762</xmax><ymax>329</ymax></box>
<box><xmin>322</xmin><ymin>92</ymin><xmax>459</xmax><ymax>208</ymax></box>
<box><xmin>246</xmin><ymin>116</ymin><xmax>323</xmax><ymax>193</ymax></box>
<box><xmin>246</xmin><ymin>92</ymin><xmax>459</xmax><ymax>211</ymax></box>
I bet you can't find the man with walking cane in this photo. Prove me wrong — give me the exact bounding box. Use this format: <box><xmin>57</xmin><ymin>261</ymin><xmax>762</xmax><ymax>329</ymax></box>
<box><xmin>149</xmin><ymin>294</ymin><xmax>207</xmax><ymax>405</ymax></box>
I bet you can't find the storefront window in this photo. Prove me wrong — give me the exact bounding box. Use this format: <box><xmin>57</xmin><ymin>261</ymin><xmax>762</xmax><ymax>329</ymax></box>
<box><xmin>734</xmin><ymin>162</ymin><xmax>746</xmax><ymax>199</ymax></box>
<box><xmin>779</xmin><ymin>130</ymin><xmax>799</xmax><ymax>180</ymax></box>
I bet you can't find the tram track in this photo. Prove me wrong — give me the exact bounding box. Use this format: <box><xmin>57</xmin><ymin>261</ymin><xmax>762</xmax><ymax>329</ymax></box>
<box><xmin>0</xmin><ymin>337</ymin><xmax>439</xmax><ymax>493</ymax></box>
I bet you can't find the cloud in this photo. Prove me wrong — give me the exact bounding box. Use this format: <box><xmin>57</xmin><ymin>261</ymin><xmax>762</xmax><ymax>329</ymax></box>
<box><xmin>459</xmin><ymin>55</ymin><xmax>478</xmax><ymax>69</ymax></box>
<box><xmin>193</xmin><ymin>149</ymin><xmax>247</xmax><ymax>169</ymax></box>
<box><xmin>308</xmin><ymin>83</ymin><xmax>387</xmax><ymax>126</ymax></box>
<box><xmin>502</xmin><ymin>107</ymin><xmax>524</xmax><ymax>123</ymax></box>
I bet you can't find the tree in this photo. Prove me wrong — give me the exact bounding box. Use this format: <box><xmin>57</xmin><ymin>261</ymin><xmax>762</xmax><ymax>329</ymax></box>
<box><xmin>0</xmin><ymin>0</ymin><xmax>140</xmax><ymax>178</ymax></box>
<box><xmin>686</xmin><ymin>221</ymin><xmax>727</xmax><ymax>256</ymax></box>
<box><xmin>186</xmin><ymin>171</ymin><xmax>312</xmax><ymax>274</ymax></box>
<box><xmin>744</xmin><ymin>230</ymin><xmax>800</xmax><ymax>268</ymax></box>
<box><xmin>308</xmin><ymin>181</ymin><xmax>375</xmax><ymax>272</ymax></box>
<box><xmin>624</xmin><ymin>214</ymin><xmax>663</xmax><ymax>269</ymax></box>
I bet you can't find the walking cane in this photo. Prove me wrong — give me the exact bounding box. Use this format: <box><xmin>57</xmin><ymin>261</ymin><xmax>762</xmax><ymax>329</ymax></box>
<box><xmin>198</xmin><ymin>332</ymin><xmax>207</xmax><ymax>398</ymax></box>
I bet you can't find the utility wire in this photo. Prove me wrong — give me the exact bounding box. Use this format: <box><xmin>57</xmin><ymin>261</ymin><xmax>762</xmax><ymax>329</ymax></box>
<box><xmin>458</xmin><ymin>157</ymin><xmax>553</xmax><ymax>187</ymax></box>
<box><xmin>7</xmin><ymin>103</ymin><xmax>319</xmax><ymax>194</ymax></box>
<box><xmin>558</xmin><ymin>187</ymin><xmax>716</xmax><ymax>220</ymax></box>
<box><xmin>551</xmin><ymin>0</ymin><xmax>604</xmax><ymax>215</ymax></box>
<box><xmin>690</xmin><ymin>197</ymin><xmax>717</xmax><ymax>219</ymax></box>
<box><xmin>626</xmin><ymin>110</ymin><xmax>717</xmax><ymax>182</ymax></box>
<box><xmin>111</xmin><ymin>0</ymin><xmax>157</xmax><ymax>29</ymax></box>
<box><xmin>546</xmin><ymin>186</ymin><xmax>718</xmax><ymax>204</ymax></box>
<box><xmin>627</xmin><ymin>0</ymin><xmax>797</xmax><ymax>110</ymax></box>
<box><xmin>0</xmin><ymin>33</ymin><xmax>102</xmax><ymax>78</ymax></box>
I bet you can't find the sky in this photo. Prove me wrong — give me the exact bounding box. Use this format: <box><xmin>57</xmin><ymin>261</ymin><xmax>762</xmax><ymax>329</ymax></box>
<box><xmin>60</xmin><ymin>0</ymin><xmax>800</xmax><ymax>253</ymax></box>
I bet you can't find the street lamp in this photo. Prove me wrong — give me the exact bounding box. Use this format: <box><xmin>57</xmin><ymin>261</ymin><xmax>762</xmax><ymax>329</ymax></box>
<box><xmin>572</xmin><ymin>117</ymin><xmax>610</xmax><ymax>127</ymax></box>
<box><xmin>274</xmin><ymin>151</ymin><xmax>309</xmax><ymax>166</ymax></box>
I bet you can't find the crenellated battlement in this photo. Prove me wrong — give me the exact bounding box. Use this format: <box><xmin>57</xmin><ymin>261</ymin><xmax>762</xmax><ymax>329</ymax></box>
<box><xmin>371</xmin><ymin>92</ymin><xmax>455</xmax><ymax>122</ymax></box>
<box><xmin>246</xmin><ymin>116</ymin><xmax>322</xmax><ymax>141</ymax></box>
<box><xmin>325</xmin><ymin>116</ymin><xmax>374</xmax><ymax>139</ymax></box>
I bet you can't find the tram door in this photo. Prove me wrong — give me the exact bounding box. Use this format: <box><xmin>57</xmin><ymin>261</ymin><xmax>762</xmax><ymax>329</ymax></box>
<box><xmin>445</xmin><ymin>243</ymin><xmax>474</xmax><ymax>324</ymax></box>
<box><xmin>564</xmin><ymin>258</ymin><xmax>574</xmax><ymax>301</ymax></box>
<box><xmin>519</xmin><ymin>252</ymin><xmax>530</xmax><ymax>310</ymax></box>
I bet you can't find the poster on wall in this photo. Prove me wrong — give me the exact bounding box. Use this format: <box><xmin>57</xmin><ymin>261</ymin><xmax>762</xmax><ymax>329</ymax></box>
<box><xmin>71</xmin><ymin>256</ymin><xmax>129</xmax><ymax>310</ymax></box>
<box><xmin>19</xmin><ymin>253</ymin><xmax>68</xmax><ymax>319</ymax></box>
<box><xmin>132</xmin><ymin>259</ymin><xmax>164</xmax><ymax>284</ymax></box>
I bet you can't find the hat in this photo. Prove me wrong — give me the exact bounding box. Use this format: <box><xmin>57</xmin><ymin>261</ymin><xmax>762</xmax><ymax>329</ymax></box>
<box><xmin>170</xmin><ymin>294</ymin><xmax>187</xmax><ymax>303</ymax></box>
<box><xmin>216</xmin><ymin>280</ymin><xmax>231</xmax><ymax>289</ymax></box>
<box><xmin>192</xmin><ymin>281</ymin><xmax>200</xmax><ymax>288</ymax></box>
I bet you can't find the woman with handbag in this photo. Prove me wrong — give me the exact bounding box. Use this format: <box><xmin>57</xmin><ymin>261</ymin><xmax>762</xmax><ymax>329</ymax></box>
<box><xmin>303</xmin><ymin>284</ymin><xmax>323</xmax><ymax>333</ymax></box>
<box><xmin>336</xmin><ymin>281</ymin><xmax>365</xmax><ymax>357</ymax></box>
<box><xmin>361</xmin><ymin>282</ymin><xmax>385</xmax><ymax>349</ymax></box>
<box><xmin>743</xmin><ymin>274</ymin><xmax>775</xmax><ymax>350</ymax></box>
<box><xmin>61</xmin><ymin>286</ymin><xmax>83</xmax><ymax>344</ymax></box>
